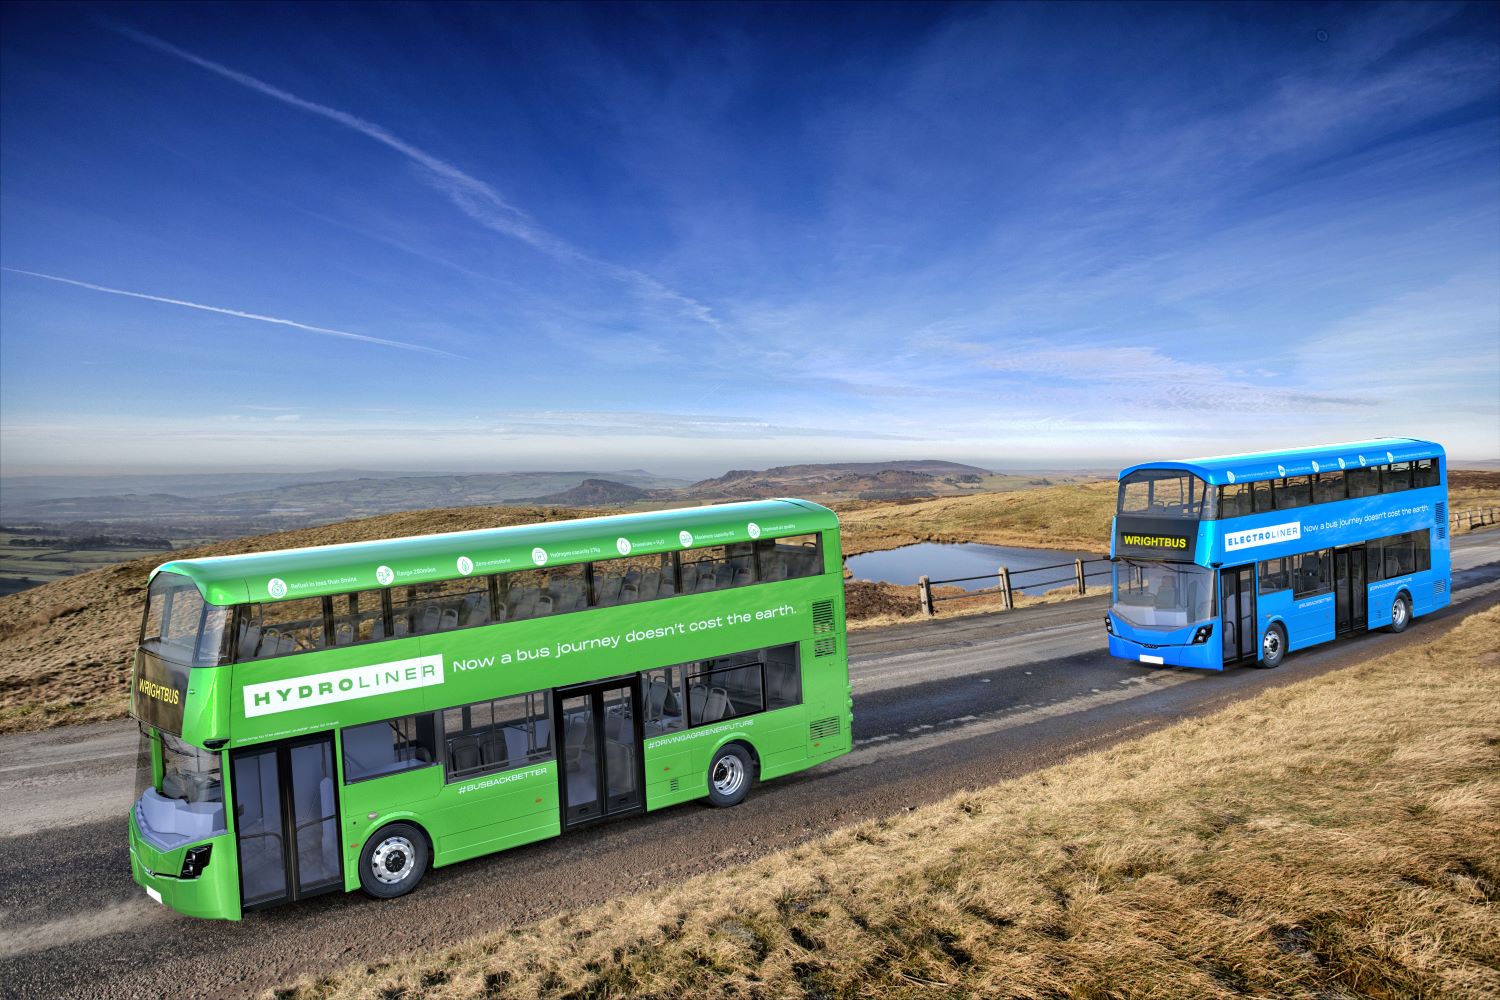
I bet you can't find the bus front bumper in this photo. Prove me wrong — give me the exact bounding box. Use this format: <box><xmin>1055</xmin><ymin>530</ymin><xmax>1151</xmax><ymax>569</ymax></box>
<box><xmin>1107</xmin><ymin>630</ymin><xmax>1224</xmax><ymax>671</ymax></box>
<box><xmin>129</xmin><ymin>810</ymin><xmax>240</xmax><ymax>920</ymax></box>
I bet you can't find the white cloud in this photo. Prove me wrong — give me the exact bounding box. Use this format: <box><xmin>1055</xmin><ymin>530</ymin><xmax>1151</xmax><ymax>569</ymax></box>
<box><xmin>1</xmin><ymin>267</ymin><xmax>456</xmax><ymax>357</ymax></box>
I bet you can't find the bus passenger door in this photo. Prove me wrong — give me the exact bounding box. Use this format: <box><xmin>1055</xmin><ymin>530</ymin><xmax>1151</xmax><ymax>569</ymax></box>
<box><xmin>230</xmin><ymin>732</ymin><xmax>342</xmax><ymax>910</ymax></box>
<box><xmin>1333</xmin><ymin>546</ymin><xmax>1366</xmax><ymax>635</ymax></box>
<box><xmin>555</xmin><ymin>679</ymin><xmax>644</xmax><ymax>829</ymax></box>
<box><xmin>1219</xmin><ymin>566</ymin><xmax>1255</xmax><ymax>663</ymax></box>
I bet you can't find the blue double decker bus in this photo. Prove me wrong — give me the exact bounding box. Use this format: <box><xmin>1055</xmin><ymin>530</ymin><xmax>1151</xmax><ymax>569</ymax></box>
<box><xmin>1105</xmin><ymin>438</ymin><xmax>1450</xmax><ymax>670</ymax></box>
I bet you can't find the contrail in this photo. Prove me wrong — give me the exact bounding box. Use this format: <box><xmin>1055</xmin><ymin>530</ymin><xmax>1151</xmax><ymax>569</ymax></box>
<box><xmin>1</xmin><ymin>267</ymin><xmax>458</xmax><ymax>358</ymax></box>
<box><xmin>112</xmin><ymin>24</ymin><xmax>723</xmax><ymax>331</ymax></box>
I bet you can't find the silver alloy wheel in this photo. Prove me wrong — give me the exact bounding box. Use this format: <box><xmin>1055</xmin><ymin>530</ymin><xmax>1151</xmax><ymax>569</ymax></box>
<box><xmin>371</xmin><ymin>835</ymin><xmax>416</xmax><ymax>885</ymax></box>
<box><xmin>711</xmin><ymin>754</ymin><xmax>745</xmax><ymax>798</ymax></box>
<box><xmin>1392</xmin><ymin>597</ymin><xmax>1408</xmax><ymax>629</ymax></box>
<box><xmin>1262</xmin><ymin>627</ymin><xmax>1282</xmax><ymax>661</ymax></box>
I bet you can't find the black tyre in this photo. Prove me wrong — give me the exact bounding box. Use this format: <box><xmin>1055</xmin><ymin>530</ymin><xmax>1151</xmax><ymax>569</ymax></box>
<box><xmin>358</xmin><ymin>822</ymin><xmax>428</xmax><ymax>899</ymax></box>
<box><xmin>1259</xmin><ymin>623</ymin><xmax>1287</xmax><ymax>669</ymax></box>
<box><xmin>706</xmin><ymin>744</ymin><xmax>753</xmax><ymax>808</ymax></box>
<box><xmin>1388</xmin><ymin>593</ymin><xmax>1412</xmax><ymax>634</ymax></box>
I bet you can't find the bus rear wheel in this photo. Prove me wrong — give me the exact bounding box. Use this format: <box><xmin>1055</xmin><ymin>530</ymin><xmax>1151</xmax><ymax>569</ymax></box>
<box><xmin>1388</xmin><ymin>593</ymin><xmax>1412</xmax><ymax>634</ymax></box>
<box><xmin>1258</xmin><ymin>623</ymin><xmax>1286</xmax><ymax>669</ymax></box>
<box><xmin>359</xmin><ymin>822</ymin><xmax>428</xmax><ymax>899</ymax></box>
<box><xmin>706</xmin><ymin>744</ymin><xmax>753</xmax><ymax>808</ymax></box>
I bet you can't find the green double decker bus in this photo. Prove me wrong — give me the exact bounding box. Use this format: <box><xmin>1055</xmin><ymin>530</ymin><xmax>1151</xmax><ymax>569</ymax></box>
<box><xmin>128</xmin><ymin>500</ymin><xmax>851</xmax><ymax>920</ymax></box>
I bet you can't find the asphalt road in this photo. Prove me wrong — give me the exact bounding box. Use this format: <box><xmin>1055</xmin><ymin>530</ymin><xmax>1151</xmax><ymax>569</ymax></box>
<box><xmin>3</xmin><ymin>531</ymin><xmax>1498</xmax><ymax>999</ymax></box>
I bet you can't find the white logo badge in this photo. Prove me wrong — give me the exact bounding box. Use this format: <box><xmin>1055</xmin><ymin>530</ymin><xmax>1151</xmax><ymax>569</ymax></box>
<box><xmin>1277</xmin><ymin>464</ymin><xmax>1287</xmax><ymax>477</ymax></box>
<box><xmin>747</xmin><ymin>522</ymin><xmax>761</xmax><ymax>539</ymax></box>
<box><xmin>267</xmin><ymin>577</ymin><xmax>288</xmax><ymax>599</ymax></box>
<box><xmin>456</xmin><ymin>556</ymin><xmax>474</xmax><ymax>576</ymax></box>
<box><xmin>1358</xmin><ymin>455</ymin><xmax>1366</xmax><ymax>467</ymax></box>
<box><xmin>1225</xmin><ymin>470</ymin><xmax>1236</xmax><ymax>483</ymax></box>
<box><xmin>376</xmin><ymin>565</ymin><xmax>395</xmax><ymax>586</ymax></box>
<box><xmin>1337</xmin><ymin>457</ymin><xmax>1346</xmax><ymax>470</ymax></box>
<box><xmin>531</xmin><ymin>547</ymin><xmax>548</xmax><ymax>566</ymax></box>
<box><xmin>615</xmin><ymin>537</ymin><xmax>632</xmax><ymax>556</ymax></box>
<box><xmin>1386</xmin><ymin>450</ymin><xmax>1394</xmax><ymax>463</ymax></box>
<box><xmin>1311</xmin><ymin>460</ymin><xmax>1319</xmax><ymax>473</ymax></box>
<box><xmin>679</xmin><ymin>530</ymin><xmax>694</xmax><ymax>548</ymax></box>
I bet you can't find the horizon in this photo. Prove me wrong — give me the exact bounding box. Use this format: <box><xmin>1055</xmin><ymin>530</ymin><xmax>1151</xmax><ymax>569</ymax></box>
<box><xmin>3</xmin><ymin>3</ymin><xmax>1498</xmax><ymax>472</ymax></box>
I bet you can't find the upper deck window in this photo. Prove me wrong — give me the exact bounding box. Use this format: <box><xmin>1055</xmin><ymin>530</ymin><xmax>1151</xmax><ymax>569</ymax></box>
<box><xmin>140</xmin><ymin>572</ymin><xmax>230</xmax><ymax>667</ymax></box>
<box><xmin>1118</xmin><ymin>470</ymin><xmax>1212</xmax><ymax>520</ymax></box>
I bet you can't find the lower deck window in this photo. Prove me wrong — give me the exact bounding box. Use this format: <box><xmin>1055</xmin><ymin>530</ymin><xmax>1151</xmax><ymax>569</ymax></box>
<box><xmin>343</xmin><ymin>714</ymin><xmax>439</xmax><ymax>782</ymax></box>
<box><xmin>641</xmin><ymin>642</ymin><xmax>802</xmax><ymax>736</ymax></box>
<box><xmin>442</xmin><ymin>693</ymin><xmax>553</xmax><ymax>781</ymax></box>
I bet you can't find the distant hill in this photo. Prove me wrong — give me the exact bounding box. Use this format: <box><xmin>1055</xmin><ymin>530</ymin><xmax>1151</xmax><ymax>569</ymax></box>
<box><xmin>0</xmin><ymin>470</ymin><xmax>687</xmax><ymax>527</ymax></box>
<box><xmin>688</xmin><ymin>460</ymin><xmax>992</xmax><ymax>500</ymax></box>
<box><xmin>532</xmin><ymin>479</ymin><xmax>657</xmax><ymax>505</ymax></box>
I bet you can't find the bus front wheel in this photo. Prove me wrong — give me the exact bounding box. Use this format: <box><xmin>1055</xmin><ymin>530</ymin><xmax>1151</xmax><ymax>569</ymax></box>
<box><xmin>1388</xmin><ymin>593</ymin><xmax>1412</xmax><ymax>634</ymax></box>
<box><xmin>1259</xmin><ymin>623</ymin><xmax>1287</xmax><ymax>669</ymax></box>
<box><xmin>359</xmin><ymin>822</ymin><xmax>428</xmax><ymax>899</ymax></box>
<box><xmin>706</xmin><ymin>744</ymin><xmax>753</xmax><ymax>808</ymax></box>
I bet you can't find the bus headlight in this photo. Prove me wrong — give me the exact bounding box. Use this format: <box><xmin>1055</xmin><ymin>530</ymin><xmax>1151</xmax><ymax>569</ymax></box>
<box><xmin>179</xmin><ymin>844</ymin><xmax>212</xmax><ymax>879</ymax></box>
<box><xmin>1191</xmin><ymin>624</ymin><xmax>1214</xmax><ymax>645</ymax></box>
<box><xmin>1104</xmin><ymin>615</ymin><xmax>1114</xmax><ymax>635</ymax></box>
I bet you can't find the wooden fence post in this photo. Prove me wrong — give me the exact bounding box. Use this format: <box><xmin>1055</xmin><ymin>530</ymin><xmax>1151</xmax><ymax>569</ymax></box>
<box><xmin>918</xmin><ymin>575</ymin><xmax>933</xmax><ymax>617</ymax></box>
<box><xmin>1075</xmin><ymin>558</ymin><xmax>1086</xmax><ymax>595</ymax></box>
<box><xmin>999</xmin><ymin>566</ymin><xmax>1013</xmax><ymax>610</ymax></box>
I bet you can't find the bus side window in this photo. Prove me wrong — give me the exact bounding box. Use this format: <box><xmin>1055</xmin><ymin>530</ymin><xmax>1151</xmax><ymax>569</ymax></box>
<box><xmin>1218</xmin><ymin>483</ymin><xmax>1251</xmax><ymax>518</ymax></box>
<box><xmin>343</xmin><ymin>714</ymin><xmax>439</xmax><ymax>782</ymax></box>
<box><xmin>756</xmin><ymin>534</ymin><xmax>822</xmax><ymax>581</ymax></box>
<box><xmin>1250</xmin><ymin>480</ymin><xmax>1275</xmax><ymax>514</ymax></box>
<box><xmin>1312</xmin><ymin>472</ymin><xmax>1346</xmax><ymax>504</ymax></box>
<box><xmin>1292</xmin><ymin>550</ymin><xmax>1331</xmax><ymax>598</ymax></box>
<box><xmin>330</xmin><ymin>590</ymin><xmax>389</xmax><ymax>646</ymax></box>
<box><xmin>1274</xmin><ymin>476</ymin><xmax>1312</xmax><ymax>509</ymax></box>
<box><xmin>640</xmin><ymin>667</ymin><xmax>686</xmax><ymax>734</ymax></box>
<box><xmin>1366</xmin><ymin>538</ymin><xmax>1385</xmax><ymax>582</ymax></box>
<box><xmin>764</xmin><ymin>644</ymin><xmax>801</xmax><ymax>710</ymax></box>
<box><xmin>1382</xmin><ymin>462</ymin><xmax>1412</xmax><ymax>493</ymax></box>
<box><xmin>1413</xmin><ymin>459</ymin><xmax>1440</xmax><ymax>489</ymax></box>
<box><xmin>243</xmin><ymin>597</ymin><xmax>327</xmax><ymax>659</ymax></box>
<box><xmin>1412</xmin><ymin>530</ymin><xmax>1431</xmax><ymax>572</ymax></box>
<box><xmin>395</xmin><ymin>577</ymin><xmax>491</xmax><ymax>635</ymax></box>
<box><xmin>1346</xmin><ymin>466</ymin><xmax>1380</xmax><ymax>498</ymax></box>
<box><xmin>1258</xmin><ymin>558</ymin><xmax>1289</xmax><ymax>593</ymax></box>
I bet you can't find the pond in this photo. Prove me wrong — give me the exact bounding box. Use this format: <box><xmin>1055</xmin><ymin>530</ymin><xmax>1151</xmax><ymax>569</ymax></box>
<box><xmin>845</xmin><ymin>542</ymin><xmax>1103</xmax><ymax>593</ymax></box>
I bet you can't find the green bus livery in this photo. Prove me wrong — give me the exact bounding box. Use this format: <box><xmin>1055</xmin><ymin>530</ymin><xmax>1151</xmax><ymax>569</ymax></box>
<box><xmin>128</xmin><ymin>500</ymin><xmax>852</xmax><ymax>919</ymax></box>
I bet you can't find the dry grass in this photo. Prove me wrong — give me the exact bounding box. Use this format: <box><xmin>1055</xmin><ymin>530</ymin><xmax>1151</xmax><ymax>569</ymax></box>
<box><xmin>834</xmin><ymin>481</ymin><xmax>1117</xmax><ymax>556</ymax></box>
<box><xmin>270</xmin><ymin>604</ymin><xmax>1500</xmax><ymax>1000</ymax></box>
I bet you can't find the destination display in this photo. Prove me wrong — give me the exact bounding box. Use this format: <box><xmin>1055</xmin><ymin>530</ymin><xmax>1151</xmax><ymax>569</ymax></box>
<box><xmin>1113</xmin><ymin>515</ymin><xmax>1199</xmax><ymax>561</ymax></box>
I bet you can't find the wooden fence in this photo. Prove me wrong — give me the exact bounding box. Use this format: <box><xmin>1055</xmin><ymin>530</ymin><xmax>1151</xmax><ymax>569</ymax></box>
<box><xmin>916</xmin><ymin>557</ymin><xmax>1112</xmax><ymax>617</ymax></box>
<box><xmin>1451</xmin><ymin>505</ymin><xmax>1499</xmax><ymax>532</ymax></box>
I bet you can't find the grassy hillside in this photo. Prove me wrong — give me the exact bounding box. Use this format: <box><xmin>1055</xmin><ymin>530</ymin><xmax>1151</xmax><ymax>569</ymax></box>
<box><xmin>0</xmin><ymin>505</ymin><xmax>591</xmax><ymax>733</ymax></box>
<box><xmin>835</xmin><ymin>480</ymin><xmax>1118</xmax><ymax>555</ymax></box>
<box><xmin>274</xmin><ymin>604</ymin><xmax>1500</xmax><ymax>1000</ymax></box>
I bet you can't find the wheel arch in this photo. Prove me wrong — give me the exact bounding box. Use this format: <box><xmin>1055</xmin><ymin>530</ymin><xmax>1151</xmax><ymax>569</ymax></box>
<box><xmin>712</xmin><ymin>735</ymin><xmax>761</xmax><ymax>777</ymax></box>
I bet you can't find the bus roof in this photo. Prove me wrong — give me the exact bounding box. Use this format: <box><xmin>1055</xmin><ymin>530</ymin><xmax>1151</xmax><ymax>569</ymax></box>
<box><xmin>154</xmin><ymin>498</ymin><xmax>838</xmax><ymax>606</ymax></box>
<box><xmin>1118</xmin><ymin>438</ymin><xmax>1445</xmax><ymax>488</ymax></box>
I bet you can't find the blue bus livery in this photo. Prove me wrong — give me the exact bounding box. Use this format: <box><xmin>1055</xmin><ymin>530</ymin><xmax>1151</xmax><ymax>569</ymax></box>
<box><xmin>1105</xmin><ymin>438</ymin><xmax>1450</xmax><ymax>670</ymax></box>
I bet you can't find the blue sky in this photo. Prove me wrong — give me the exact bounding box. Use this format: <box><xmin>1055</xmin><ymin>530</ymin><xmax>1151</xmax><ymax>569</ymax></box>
<box><xmin>1</xmin><ymin>1</ymin><xmax>1497</xmax><ymax>476</ymax></box>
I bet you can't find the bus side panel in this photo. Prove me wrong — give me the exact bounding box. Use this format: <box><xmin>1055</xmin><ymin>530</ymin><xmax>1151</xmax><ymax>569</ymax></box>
<box><xmin>1284</xmin><ymin>593</ymin><xmax>1335</xmax><ymax>652</ymax></box>
<box><xmin>424</xmin><ymin>763</ymin><xmax>561</xmax><ymax>867</ymax></box>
